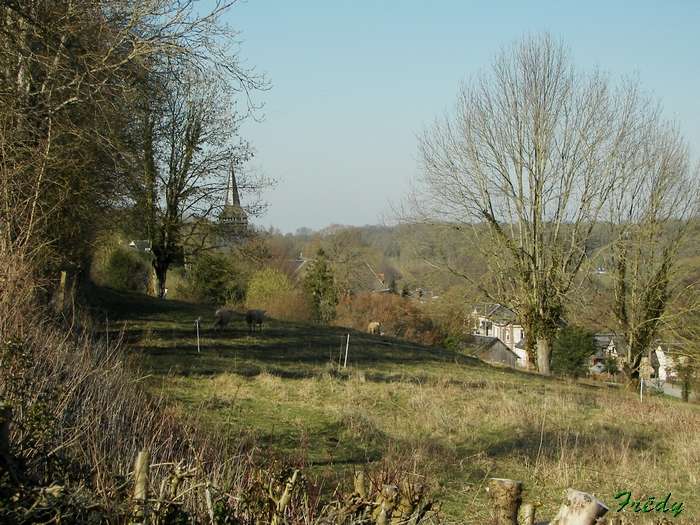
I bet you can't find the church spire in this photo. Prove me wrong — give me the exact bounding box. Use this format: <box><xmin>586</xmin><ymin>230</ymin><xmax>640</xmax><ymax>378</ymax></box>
<box><xmin>219</xmin><ymin>165</ymin><xmax>248</xmax><ymax>246</ymax></box>
<box><xmin>226</xmin><ymin>167</ymin><xmax>242</xmax><ymax>208</ymax></box>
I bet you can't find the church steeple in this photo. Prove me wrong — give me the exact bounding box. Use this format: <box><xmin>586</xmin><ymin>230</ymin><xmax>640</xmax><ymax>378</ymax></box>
<box><xmin>219</xmin><ymin>166</ymin><xmax>248</xmax><ymax>245</ymax></box>
<box><xmin>226</xmin><ymin>168</ymin><xmax>242</xmax><ymax>208</ymax></box>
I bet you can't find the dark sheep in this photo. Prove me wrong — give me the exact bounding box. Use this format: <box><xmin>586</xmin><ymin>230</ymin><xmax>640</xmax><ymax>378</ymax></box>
<box><xmin>245</xmin><ymin>309</ymin><xmax>266</xmax><ymax>332</ymax></box>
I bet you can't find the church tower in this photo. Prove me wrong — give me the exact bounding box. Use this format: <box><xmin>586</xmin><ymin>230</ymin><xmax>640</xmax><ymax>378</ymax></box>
<box><xmin>218</xmin><ymin>167</ymin><xmax>248</xmax><ymax>245</ymax></box>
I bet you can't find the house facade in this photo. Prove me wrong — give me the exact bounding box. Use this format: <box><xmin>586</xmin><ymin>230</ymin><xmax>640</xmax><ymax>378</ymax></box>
<box><xmin>651</xmin><ymin>343</ymin><xmax>684</xmax><ymax>381</ymax></box>
<box><xmin>591</xmin><ymin>334</ymin><xmax>627</xmax><ymax>371</ymax></box>
<box><xmin>471</xmin><ymin>304</ymin><xmax>528</xmax><ymax>368</ymax></box>
<box><xmin>591</xmin><ymin>336</ymin><xmax>684</xmax><ymax>381</ymax></box>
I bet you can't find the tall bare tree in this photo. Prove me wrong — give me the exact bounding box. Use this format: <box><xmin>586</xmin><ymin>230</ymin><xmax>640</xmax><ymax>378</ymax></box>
<box><xmin>130</xmin><ymin>65</ymin><xmax>271</xmax><ymax>296</ymax></box>
<box><xmin>397</xmin><ymin>32</ymin><xmax>689</xmax><ymax>374</ymax></box>
<box><xmin>602</xmin><ymin>120</ymin><xmax>700</xmax><ymax>378</ymax></box>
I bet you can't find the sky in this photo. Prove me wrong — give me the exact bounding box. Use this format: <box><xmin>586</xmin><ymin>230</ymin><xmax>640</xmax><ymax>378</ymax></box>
<box><xmin>213</xmin><ymin>1</ymin><xmax>700</xmax><ymax>234</ymax></box>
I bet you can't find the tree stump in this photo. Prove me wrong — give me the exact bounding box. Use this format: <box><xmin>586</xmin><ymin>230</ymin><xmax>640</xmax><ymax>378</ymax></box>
<box><xmin>487</xmin><ymin>478</ymin><xmax>522</xmax><ymax>525</ymax></box>
<box><xmin>549</xmin><ymin>489</ymin><xmax>608</xmax><ymax>525</ymax></box>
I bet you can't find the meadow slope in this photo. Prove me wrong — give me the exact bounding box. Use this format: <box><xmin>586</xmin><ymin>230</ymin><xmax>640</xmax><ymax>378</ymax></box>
<box><xmin>93</xmin><ymin>287</ymin><xmax>700</xmax><ymax>524</ymax></box>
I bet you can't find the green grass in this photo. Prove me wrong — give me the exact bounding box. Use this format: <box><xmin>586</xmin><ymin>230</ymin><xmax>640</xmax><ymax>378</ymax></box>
<box><xmin>91</xmin><ymin>286</ymin><xmax>700</xmax><ymax>524</ymax></box>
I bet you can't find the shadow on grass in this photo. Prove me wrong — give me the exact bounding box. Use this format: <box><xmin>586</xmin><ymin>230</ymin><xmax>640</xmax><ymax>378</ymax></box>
<box><xmin>88</xmin><ymin>286</ymin><xmax>494</xmax><ymax>379</ymax></box>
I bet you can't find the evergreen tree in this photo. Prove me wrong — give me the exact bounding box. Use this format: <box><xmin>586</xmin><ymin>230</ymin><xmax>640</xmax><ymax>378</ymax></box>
<box><xmin>551</xmin><ymin>324</ymin><xmax>597</xmax><ymax>377</ymax></box>
<box><xmin>304</xmin><ymin>248</ymin><xmax>338</xmax><ymax>323</ymax></box>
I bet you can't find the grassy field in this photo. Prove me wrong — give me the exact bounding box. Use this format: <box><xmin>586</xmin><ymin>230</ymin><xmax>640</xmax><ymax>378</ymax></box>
<box><xmin>92</xmin><ymin>287</ymin><xmax>700</xmax><ymax>524</ymax></box>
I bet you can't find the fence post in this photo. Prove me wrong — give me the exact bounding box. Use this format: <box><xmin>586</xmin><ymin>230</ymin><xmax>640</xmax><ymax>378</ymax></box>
<box><xmin>549</xmin><ymin>489</ymin><xmax>608</xmax><ymax>525</ymax></box>
<box><xmin>488</xmin><ymin>478</ymin><xmax>522</xmax><ymax>525</ymax></box>
<box><xmin>195</xmin><ymin>318</ymin><xmax>201</xmax><ymax>353</ymax></box>
<box><xmin>344</xmin><ymin>334</ymin><xmax>350</xmax><ymax>367</ymax></box>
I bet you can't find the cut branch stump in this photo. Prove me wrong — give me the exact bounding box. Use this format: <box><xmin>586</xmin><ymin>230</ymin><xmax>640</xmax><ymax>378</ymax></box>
<box><xmin>549</xmin><ymin>489</ymin><xmax>608</xmax><ymax>525</ymax></box>
<box><xmin>487</xmin><ymin>478</ymin><xmax>522</xmax><ymax>525</ymax></box>
<box><xmin>131</xmin><ymin>450</ymin><xmax>150</xmax><ymax>523</ymax></box>
<box><xmin>520</xmin><ymin>502</ymin><xmax>536</xmax><ymax>525</ymax></box>
<box><xmin>354</xmin><ymin>471</ymin><xmax>367</xmax><ymax>499</ymax></box>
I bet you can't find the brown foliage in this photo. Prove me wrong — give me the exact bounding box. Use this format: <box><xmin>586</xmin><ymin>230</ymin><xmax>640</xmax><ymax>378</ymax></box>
<box><xmin>334</xmin><ymin>293</ymin><xmax>444</xmax><ymax>346</ymax></box>
<box><xmin>264</xmin><ymin>291</ymin><xmax>312</xmax><ymax>323</ymax></box>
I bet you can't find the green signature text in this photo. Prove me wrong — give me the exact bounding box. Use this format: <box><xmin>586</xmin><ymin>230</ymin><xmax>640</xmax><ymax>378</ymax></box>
<box><xmin>614</xmin><ymin>491</ymin><xmax>683</xmax><ymax>517</ymax></box>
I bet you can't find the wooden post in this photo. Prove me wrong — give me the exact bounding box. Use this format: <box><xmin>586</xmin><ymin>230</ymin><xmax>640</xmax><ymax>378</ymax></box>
<box><xmin>344</xmin><ymin>334</ymin><xmax>350</xmax><ymax>367</ymax></box>
<box><xmin>520</xmin><ymin>503</ymin><xmax>535</xmax><ymax>525</ymax></box>
<box><xmin>132</xmin><ymin>450</ymin><xmax>149</xmax><ymax>523</ymax></box>
<box><xmin>549</xmin><ymin>489</ymin><xmax>608</xmax><ymax>525</ymax></box>
<box><xmin>487</xmin><ymin>478</ymin><xmax>522</xmax><ymax>525</ymax></box>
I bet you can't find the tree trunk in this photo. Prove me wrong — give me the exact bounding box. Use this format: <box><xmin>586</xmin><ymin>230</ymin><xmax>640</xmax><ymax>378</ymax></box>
<box><xmin>537</xmin><ymin>338</ymin><xmax>552</xmax><ymax>375</ymax></box>
<box><xmin>152</xmin><ymin>257</ymin><xmax>168</xmax><ymax>298</ymax></box>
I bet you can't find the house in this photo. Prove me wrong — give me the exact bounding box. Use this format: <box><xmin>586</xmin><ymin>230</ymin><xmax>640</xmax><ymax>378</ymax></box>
<box><xmin>471</xmin><ymin>304</ymin><xmax>527</xmax><ymax>366</ymax></box>
<box><xmin>463</xmin><ymin>334</ymin><xmax>520</xmax><ymax>368</ymax></box>
<box><xmin>591</xmin><ymin>334</ymin><xmax>686</xmax><ymax>380</ymax></box>
<box><xmin>128</xmin><ymin>240</ymin><xmax>151</xmax><ymax>252</ymax></box>
<box><xmin>591</xmin><ymin>334</ymin><xmax>627</xmax><ymax>371</ymax></box>
<box><xmin>651</xmin><ymin>343</ymin><xmax>684</xmax><ymax>381</ymax></box>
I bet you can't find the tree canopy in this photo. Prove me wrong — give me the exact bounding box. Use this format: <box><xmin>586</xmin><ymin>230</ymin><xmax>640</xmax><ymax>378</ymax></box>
<box><xmin>397</xmin><ymin>31</ymin><xmax>698</xmax><ymax>374</ymax></box>
<box><xmin>0</xmin><ymin>0</ymin><xmax>271</xmax><ymax>321</ymax></box>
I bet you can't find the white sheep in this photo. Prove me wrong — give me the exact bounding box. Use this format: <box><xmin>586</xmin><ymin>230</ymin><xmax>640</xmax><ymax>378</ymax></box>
<box><xmin>246</xmin><ymin>309</ymin><xmax>266</xmax><ymax>332</ymax></box>
<box><xmin>213</xmin><ymin>309</ymin><xmax>231</xmax><ymax>332</ymax></box>
<box><xmin>367</xmin><ymin>321</ymin><xmax>381</xmax><ymax>335</ymax></box>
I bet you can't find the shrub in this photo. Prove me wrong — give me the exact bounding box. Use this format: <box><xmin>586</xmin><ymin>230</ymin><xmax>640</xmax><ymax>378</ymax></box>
<box><xmin>551</xmin><ymin>324</ymin><xmax>597</xmax><ymax>376</ymax></box>
<box><xmin>264</xmin><ymin>290</ymin><xmax>312</xmax><ymax>322</ymax></box>
<box><xmin>181</xmin><ymin>252</ymin><xmax>243</xmax><ymax>305</ymax></box>
<box><xmin>104</xmin><ymin>247</ymin><xmax>150</xmax><ymax>292</ymax></box>
<box><xmin>246</xmin><ymin>268</ymin><xmax>294</xmax><ymax>310</ymax></box>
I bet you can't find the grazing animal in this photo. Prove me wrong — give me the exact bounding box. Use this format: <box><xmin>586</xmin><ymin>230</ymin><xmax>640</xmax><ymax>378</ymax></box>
<box><xmin>213</xmin><ymin>309</ymin><xmax>231</xmax><ymax>332</ymax></box>
<box><xmin>246</xmin><ymin>309</ymin><xmax>266</xmax><ymax>332</ymax></box>
<box><xmin>367</xmin><ymin>321</ymin><xmax>381</xmax><ymax>335</ymax></box>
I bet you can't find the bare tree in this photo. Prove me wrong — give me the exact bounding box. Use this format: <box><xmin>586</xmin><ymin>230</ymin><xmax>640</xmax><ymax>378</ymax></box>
<box><xmin>309</xmin><ymin>226</ymin><xmax>376</xmax><ymax>296</ymax></box>
<box><xmin>0</xmin><ymin>0</ymin><xmax>268</xmax><ymax>313</ymax></box>
<box><xmin>601</xmin><ymin>120</ymin><xmax>700</xmax><ymax>379</ymax></box>
<box><xmin>129</xmin><ymin>64</ymin><xmax>274</xmax><ymax>296</ymax></box>
<box><xmin>396</xmin><ymin>32</ymin><xmax>686</xmax><ymax>374</ymax></box>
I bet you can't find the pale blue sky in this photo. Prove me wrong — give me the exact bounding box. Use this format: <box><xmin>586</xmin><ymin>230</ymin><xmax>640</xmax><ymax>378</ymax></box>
<box><xmin>218</xmin><ymin>1</ymin><xmax>700</xmax><ymax>234</ymax></box>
